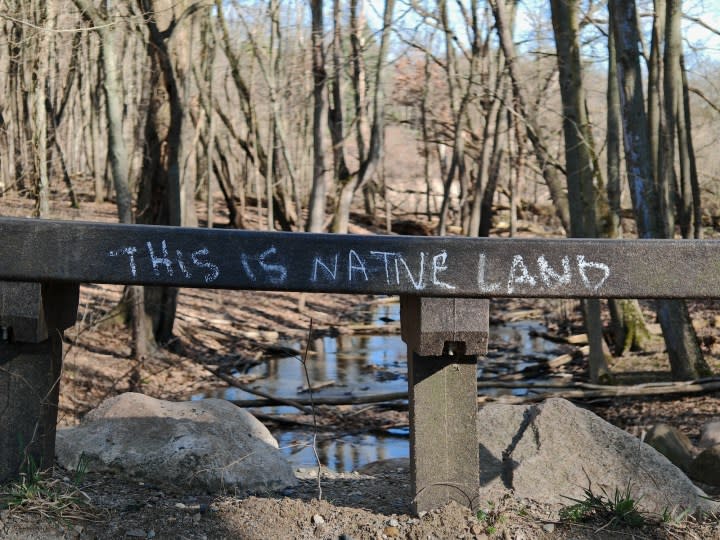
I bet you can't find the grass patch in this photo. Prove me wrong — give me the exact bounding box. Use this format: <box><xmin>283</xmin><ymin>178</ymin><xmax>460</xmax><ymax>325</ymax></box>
<box><xmin>0</xmin><ymin>456</ymin><xmax>99</xmax><ymax>524</ymax></box>
<box><xmin>560</xmin><ymin>482</ymin><xmax>646</xmax><ymax>528</ymax></box>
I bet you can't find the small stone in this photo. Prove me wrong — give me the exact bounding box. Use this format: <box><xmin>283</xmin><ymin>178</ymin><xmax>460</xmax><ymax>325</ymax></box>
<box><xmin>689</xmin><ymin>445</ymin><xmax>720</xmax><ymax>486</ymax></box>
<box><xmin>418</xmin><ymin>511</ymin><xmax>428</xmax><ymax>518</ymax></box>
<box><xmin>147</xmin><ymin>531</ymin><xmax>156</xmax><ymax>539</ymax></box>
<box><xmin>192</xmin><ymin>513</ymin><xmax>201</xmax><ymax>524</ymax></box>
<box><xmin>125</xmin><ymin>529</ymin><xmax>147</xmax><ymax>538</ymax></box>
<box><xmin>311</xmin><ymin>514</ymin><xmax>325</xmax><ymax>525</ymax></box>
<box><xmin>387</xmin><ymin>518</ymin><xmax>400</xmax><ymax>527</ymax></box>
<box><xmin>645</xmin><ymin>424</ymin><xmax>694</xmax><ymax>473</ymax></box>
<box><xmin>175</xmin><ymin>502</ymin><xmax>186</xmax><ymax>509</ymax></box>
<box><xmin>383</xmin><ymin>526</ymin><xmax>400</xmax><ymax>538</ymax></box>
<box><xmin>700</xmin><ymin>421</ymin><xmax>720</xmax><ymax>448</ymax></box>
<box><xmin>470</xmin><ymin>524</ymin><xmax>484</xmax><ymax>536</ymax></box>
<box><xmin>543</xmin><ymin>523</ymin><xmax>555</xmax><ymax>533</ymax></box>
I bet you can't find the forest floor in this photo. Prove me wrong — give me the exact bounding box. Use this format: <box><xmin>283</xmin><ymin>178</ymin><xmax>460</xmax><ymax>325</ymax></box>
<box><xmin>3</xmin><ymin>188</ymin><xmax>720</xmax><ymax>539</ymax></box>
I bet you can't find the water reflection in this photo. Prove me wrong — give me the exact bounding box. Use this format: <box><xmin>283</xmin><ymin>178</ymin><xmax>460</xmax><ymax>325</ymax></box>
<box><xmin>276</xmin><ymin>431</ymin><xmax>407</xmax><ymax>471</ymax></box>
<box><xmin>197</xmin><ymin>300</ymin><xmax>560</xmax><ymax>472</ymax></box>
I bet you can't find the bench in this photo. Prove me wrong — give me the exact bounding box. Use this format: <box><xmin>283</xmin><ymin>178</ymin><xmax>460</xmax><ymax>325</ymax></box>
<box><xmin>0</xmin><ymin>216</ymin><xmax>718</xmax><ymax>513</ymax></box>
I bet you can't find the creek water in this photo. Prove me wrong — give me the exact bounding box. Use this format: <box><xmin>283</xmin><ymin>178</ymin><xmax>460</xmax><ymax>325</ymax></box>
<box><xmin>196</xmin><ymin>301</ymin><xmax>564</xmax><ymax>472</ymax></box>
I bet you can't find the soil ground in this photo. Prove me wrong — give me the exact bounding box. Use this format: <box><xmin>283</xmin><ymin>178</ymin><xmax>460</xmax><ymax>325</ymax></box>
<box><xmin>3</xmin><ymin>188</ymin><xmax>720</xmax><ymax>539</ymax></box>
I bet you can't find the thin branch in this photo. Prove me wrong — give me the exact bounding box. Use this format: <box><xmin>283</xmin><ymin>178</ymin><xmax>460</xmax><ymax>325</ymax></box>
<box><xmin>688</xmin><ymin>86</ymin><xmax>720</xmax><ymax>115</ymax></box>
<box><xmin>683</xmin><ymin>13</ymin><xmax>720</xmax><ymax>37</ymax></box>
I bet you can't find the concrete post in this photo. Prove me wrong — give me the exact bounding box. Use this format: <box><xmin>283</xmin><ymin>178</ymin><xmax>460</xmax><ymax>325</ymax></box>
<box><xmin>400</xmin><ymin>296</ymin><xmax>489</xmax><ymax>514</ymax></box>
<box><xmin>0</xmin><ymin>282</ymin><xmax>78</xmax><ymax>483</ymax></box>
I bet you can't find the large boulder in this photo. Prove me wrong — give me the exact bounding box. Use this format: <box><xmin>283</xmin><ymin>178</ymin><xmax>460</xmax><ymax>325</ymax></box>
<box><xmin>56</xmin><ymin>393</ymin><xmax>297</xmax><ymax>493</ymax></box>
<box><xmin>477</xmin><ymin>398</ymin><xmax>717</xmax><ymax>515</ymax></box>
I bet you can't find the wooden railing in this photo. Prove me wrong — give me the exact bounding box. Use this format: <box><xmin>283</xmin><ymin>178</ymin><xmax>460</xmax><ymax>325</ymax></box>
<box><xmin>1</xmin><ymin>216</ymin><xmax>718</xmax><ymax>513</ymax></box>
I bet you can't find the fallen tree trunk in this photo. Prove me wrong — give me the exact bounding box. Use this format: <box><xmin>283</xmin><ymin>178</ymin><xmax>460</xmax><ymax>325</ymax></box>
<box><xmin>226</xmin><ymin>378</ymin><xmax>720</xmax><ymax>408</ymax></box>
<box><xmin>480</xmin><ymin>378</ymin><xmax>720</xmax><ymax>404</ymax></box>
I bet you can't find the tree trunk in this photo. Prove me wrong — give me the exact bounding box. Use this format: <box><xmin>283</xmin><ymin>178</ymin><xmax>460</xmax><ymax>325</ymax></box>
<box><xmin>660</xmin><ymin>0</ymin><xmax>680</xmax><ymax>237</ymax></box>
<box><xmin>664</xmin><ymin>0</ymin><xmax>692</xmax><ymax>240</ymax></box>
<box><xmin>679</xmin><ymin>54</ymin><xmax>702</xmax><ymax>238</ymax></box>
<box><xmin>491</xmin><ymin>0</ymin><xmax>571</xmax><ymax>233</ymax></box>
<box><xmin>648</xmin><ymin>0</ymin><xmax>665</xmax><ymax>184</ymax></box>
<box><xmin>478</xmin><ymin>86</ymin><xmax>508</xmax><ymax>238</ymax></box>
<box><xmin>468</xmin><ymin>70</ymin><xmax>505</xmax><ymax>237</ymax></box>
<box><xmin>610</xmin><ymin>0</ymin><xmax>710</xmax><ymax>379</ymax></box>
<box><xmin>31</xmin><ymin>0</ymin><xmax>52</xmax><ymax>217</ymax></box>
<box><xmin>550</xmin><ymin>0</ymin><xmax>610</xmax><ymax>382</ymax></box>
<box><xmin>331</xmin><ymin>0</ymin><xmax>394</xmax><ymax>233</ymax></box>
<box><xmin>135</xmin><ymin>0</ymin><xmax>189</xmax><ymax>346</ymax></box>
<box><xmin>307</xmin><ymin>0</ymin><xmax>328</xmax><ymax>233</ymax></box>
<box><xmin>606</xmin><ymin>25</ymin><xmax>650</xmax><ymax>354</ymax></box>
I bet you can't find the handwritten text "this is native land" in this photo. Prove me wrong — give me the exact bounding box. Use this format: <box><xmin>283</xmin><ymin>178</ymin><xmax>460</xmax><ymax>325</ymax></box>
<box><xmin>107</xmin><ymin>240</ymin><xmax>611</xmax><ymax>295</ymax></box>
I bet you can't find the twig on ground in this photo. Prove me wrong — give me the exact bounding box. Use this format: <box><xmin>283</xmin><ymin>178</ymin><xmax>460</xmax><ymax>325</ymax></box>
<box><xmin>298</xmin><ymin>319</ymin><xmax>322</xmax><ymax>500</ymax></box>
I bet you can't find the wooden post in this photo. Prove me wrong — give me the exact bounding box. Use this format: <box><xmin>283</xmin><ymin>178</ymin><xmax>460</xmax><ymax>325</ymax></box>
<box><xmin>400</xmin><ymin>296</ymin><xmax>489</xmax><ymax>514</ymax></box>
<box><xmin>0</xmin><ymin>282</ymin><xmax>78</xmax><ymax>483</ymax></box>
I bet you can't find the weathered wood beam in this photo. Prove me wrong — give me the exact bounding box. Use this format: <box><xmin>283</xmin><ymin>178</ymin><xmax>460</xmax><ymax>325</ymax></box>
<box><xmin>1</xmin><ymin>217</ymin><xmax>720</xmax><ymax>298</ymax></box>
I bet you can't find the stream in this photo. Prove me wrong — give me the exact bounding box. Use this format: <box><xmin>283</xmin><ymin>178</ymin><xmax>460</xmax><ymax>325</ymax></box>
<box><xmin>196</xmin><ymin>301</ymin><xmax>565</xmax><ymax>472</ymax></box>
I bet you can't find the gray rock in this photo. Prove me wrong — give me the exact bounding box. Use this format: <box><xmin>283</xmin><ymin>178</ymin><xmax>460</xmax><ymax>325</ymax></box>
<box><xmin>56</xmin><ymin>393</ymin><xmax>297</xmax><ymax>493</ymax></box>
<box><xmin>644</xmin><ymin>424</ymin><xmax>695</xmax><ymax>473</ymax></box>
<box><xmin>699</xmin><ymin>421</ymin><xmax>720</xmax><ymax>449</ymax></box>
<box><xmin>689</xmin><ymin>445</ymin><xmax>720</xmax><ymax>486</ymax></box>
<box><xmin>477</xmin><ymin>398</ymin><xmax>717</xmax><ymax>515</ymax></box>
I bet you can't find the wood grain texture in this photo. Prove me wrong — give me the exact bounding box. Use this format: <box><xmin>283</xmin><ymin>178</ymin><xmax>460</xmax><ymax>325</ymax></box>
<box><xmin>1</xmin><ymin>217</ymin><xmax>719</xmax><ymax>298</ymax></box>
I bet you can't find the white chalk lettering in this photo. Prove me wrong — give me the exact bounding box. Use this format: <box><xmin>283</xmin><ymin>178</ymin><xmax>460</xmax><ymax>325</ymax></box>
<box><xmin>507</xmin><ymin>255</ymin><xmax>536</xmax><ymax>293</ymax></box>
<box><xmin>147</xmin><ymin>240</ymin><xmax>173</xmax><ymax>276</ymax></box>
<box><xmin>431</xmin><ymin>251</ymin><xmax>455</xmax><ymax>289</ymax></box>
<box><xmin>576</xmin><ymin>255</ymin><xmax>610</xmax><ymax>291</ymax></box>
<box><xmin>370</xmin><ymin>251</ymin><xmax>396</xmax><ymax>285</ymax></box>
<box><xmin>240</xmin><ymin>253</ymin><xmax>256</xmax><ymax>281</ymax></box>
<box><xmin>477</xmin><ymin>253</ymin><xmax>500</xmax><ymax>293</ymax></box>
<box><xmin>537</xmin><ymin>255</ymin><xmax>571</xmax><ymax>289</ymax></box>
<box><xmin>191</xmin><ymin>248</ymin><xmax>220</xmax><ymax>283</ymax></box>
<box><xmin>176</xmin><ymin>250</ymin><xmax>192</xmax><ymax>279</ymax></box>
<box><xmin>395</xmin><ymin>253</ymin><xmax>425</xmax><ymax>290</ymax></box>
<box><xmin>108</xmin><ymin>247</ymin><xmax>138</xmax><ymax>277</ymax></box>
<box><xmin>348</xmin><ymin>250</ymin><xmax>369</xmax><ymax>282</ymax></box>
<box><xmin>311</xmin><ymin>253</ymin><xmax>339</xmax><ymax>282</ymax></box>
<box><xmin>259</xmin><ymin>246</ymin><xmax>287</xmax><ymax>284</ymax></box>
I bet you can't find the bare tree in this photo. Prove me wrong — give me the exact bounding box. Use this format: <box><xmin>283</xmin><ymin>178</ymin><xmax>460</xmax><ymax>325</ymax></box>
<box><xmin>72</xmin><ymin>0</ymin><xmax>133</xmax><ymax>224</ymax></box>
<box><xmin>490</xmin><ymin>0</ymin><xmax>571</xmax><ymax>233</ymax></box>
<box><xmin>331</xmin><ymin>0</ymin><xmax>395</xmax><ymax>233</ymax></box>
<box><xmin>605</xmin><ymin>24</ymin><xmax>651</xmax><ymax>355</ymax></box>
<box><xmin>550</xmin><ymin>0</ymin><xmax>610</xmax><ymax>382</ymax></box>
<box><xmin>610</xmin><ymin>0</ymin><xmax>710</xmax><ymax>379</ymax></box>
<box><xmin>307</xmin><ymin>0</ymin><xmax>328</xmax><ymax>232</ymax></box>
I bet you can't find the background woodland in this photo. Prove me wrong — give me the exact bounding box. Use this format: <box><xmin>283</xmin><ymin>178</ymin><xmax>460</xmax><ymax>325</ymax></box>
<box><xmin>1</xmin><ymin>0</ymin><xmax>720</xmax><ymax>381</ymax></box>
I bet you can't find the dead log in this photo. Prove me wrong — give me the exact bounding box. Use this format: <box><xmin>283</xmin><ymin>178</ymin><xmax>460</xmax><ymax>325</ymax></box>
<box><xmin>227</xmin><ymin>377</ymin><xmax>720</xmax><ymax>408</ymax></box>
